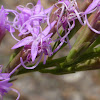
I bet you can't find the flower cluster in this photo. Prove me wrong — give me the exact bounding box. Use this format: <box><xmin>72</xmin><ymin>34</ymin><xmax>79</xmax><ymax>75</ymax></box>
<box><xmin>0</xmin><ymin>0</ymin><xmax>100</xmax><ymax>99</ymax></box>
<box><xmin>4</xmin><ymin>0</ymin><xmax>100</xmax><ymax>69</ymax></box>
<box><xmin>11</xmin><ymin>0</ymin><xmax>56</xmax><ymax>69</ymax></box>
<box><xmin>11</xmin><ymin>0</ymin><xmax>84</xmax><ymax>68</ymax></box>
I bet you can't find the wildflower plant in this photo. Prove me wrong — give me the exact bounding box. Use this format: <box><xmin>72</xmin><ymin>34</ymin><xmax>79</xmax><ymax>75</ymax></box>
<box><xmin>0</xmin><ymin>0</ymin><xmax>100</xmax><ymax>99</ymax></box>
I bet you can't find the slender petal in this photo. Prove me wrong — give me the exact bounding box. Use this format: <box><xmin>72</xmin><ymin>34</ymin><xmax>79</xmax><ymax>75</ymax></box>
<box><xmin>84</xmin><ymin>0</ymin><xmax>100</xmax><ymax>14</ymax></box>
<box><xmin>31</xmin><ymin>41</ymin><xmax>39</xmax><ymax>62</ymax></box>
<box><xmin>12</xmin><ymin>36</ymin><xmax>33</xmax><ymax>49</ymax></box>
<box><xmin>35</xmin><ymin>0</ymin><xmax>42</xmax><ymax>14</ymax></box>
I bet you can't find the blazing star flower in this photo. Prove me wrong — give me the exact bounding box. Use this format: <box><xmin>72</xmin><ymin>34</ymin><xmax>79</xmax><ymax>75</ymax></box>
<box><xmin>0</xmin><ymin>6</ymin><xmax>12</xmax><ymax>43</ymax></box>
<box><xmin>19</xmin><ymin>33</ymin><xmax>53</xmax><ymax>69</ymax></box>
<box><xmin>12</xmin><ymin>0</ymin><xmax>53</xmax><ymax>39</ymax></box>
<box><xmin>12</xmin><ymin>21</ymin><xmax>56</xmax><ymax>69</ymax></box>
<box><xmin>84</xmin><ymin>0</ymin><xmax>100</xmax><ymax>34</ymax></box>
<box><xmin>52</xmin><ymin>0</ymin><xmax>85</xmax><ymax>41</ymax></box>
<box><xmin>0</xmin><ymin>65</ymin><xmax>20</xmax><ymax>100</ymax></box>
<box><xmin>47</xmin><ymin>0</ymin><xmax>84</xmax><ymax>50</ymax></box>
<box><xmin>11</xmin><ymin>0</ymin><xmax>57</xmax><ymax>69</ymax></box>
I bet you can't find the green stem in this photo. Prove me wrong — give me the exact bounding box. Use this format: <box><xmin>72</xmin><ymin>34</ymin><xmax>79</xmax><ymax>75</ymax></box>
<box><xmin>17</xmin><ymin>46</ymin><xmax>100</xmax><ymax>75</ymax></box>
<box><xmin>17</xmin><ymin>56</ymin><xmax>66</xmax><ymax>75</ymax></box>
<box><xmin>40</xmin><ymin>57</ymin><xmax>100</xmax><ymax>75</ymax></box>
<box><xmin>66</xmin><ymin>25</ymin><xmax>95</xmax><ymax>62</ymax></box>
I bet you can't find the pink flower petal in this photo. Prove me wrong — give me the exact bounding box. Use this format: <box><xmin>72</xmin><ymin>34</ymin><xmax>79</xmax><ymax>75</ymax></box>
<box><xmin>12</xmin><ymin>36</ymin><xmax>33</xmax><ymax>49</ymax></box>
<box><xmin>31</xmin><ymin>41</ymin><xmax>39</xmax><ymax>62</ymax></box>
<box><xmin>85</xmin><ymin>0</ymin><xmax>100</xmax><ymax>14</ymax></box>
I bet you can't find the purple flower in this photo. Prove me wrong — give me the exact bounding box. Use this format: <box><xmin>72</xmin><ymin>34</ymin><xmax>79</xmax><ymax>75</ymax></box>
<box><xmin>51</xmin><ymin>0</ymin><xmax>85</xmax><ymax>41</ymax></box>
<box><xmin>0</xmin><ymin>6</ymin><xmax>11</xmax><ymax>43</ymax></box>
<box><xmin>11</xmin><ymin>0</ymin><xmax>57</xmax><ymax>69</ymax></box>
<box><xmin>47</xmin><ymin>0</ymin><xmax>84</xmax><ymax>50</ymax></box>
<box><xmin>12</xmin><ymin>21</ymin><xmax>56</xmax><ymax>69</ymax></box>
<box><xmin>0</xmin><ymin>65</ymin><xmax>20</xmax><ymax>100</ymax></box>
<box><xmin>12</xmin><ymin>0</ymin><xmax>53</xmax><ymax>38</ymax></box>
<box><xmin>20</xmin><ymin>33</ymin><xmax>53</xmax><ymax>69</ymax></box>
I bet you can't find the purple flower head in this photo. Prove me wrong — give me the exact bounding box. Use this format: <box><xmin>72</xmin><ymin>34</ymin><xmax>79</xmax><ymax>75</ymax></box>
<box><xmin>19</xmin><ymin>33</ymin><xmax>53</xmax><ymax>69</ymax></box>
<box><xmin>46</xmin><ymin>0</ymin><xmax>84</xmax><ymax>50</ymax></box>
<box><xmin>0</xmin><ymin>65</ymin><xmax>20</xmax><ymax>100</ymax></box>
<box><xmin>84</xmin><ymin>0</ymin><xmax>100</xmax><ymax>34</ymax></box>
<box><xmin>12</xmin><ymin>0</ymin><xmax>53</xmax><ymax>39</ymax></box>
<box><xmin>12</xmin><ymin>21</ymin><xmax>56</xmax><ymax>69</ymax></box>
<box><xmin>51</xmin><ymin>0</ymin><xmax>85</xmax><ymax>42</ymax></box>
<box><xmin>0</xmin><ymin>6</ymin><xmax>11</xmax><ymax>43</ymax></box>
